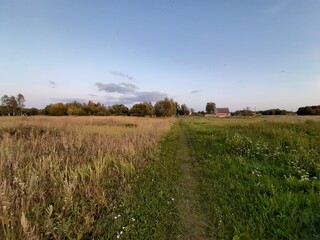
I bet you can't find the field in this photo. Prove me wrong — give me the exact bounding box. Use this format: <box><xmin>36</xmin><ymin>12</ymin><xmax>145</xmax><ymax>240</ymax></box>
<box><xmin>1</xmin><ymin>115</ymin><xmax>320</xmax><ymax>239</ymax></box>
<box><xmin>182</xmin><ymin>116</ymin><xmax>320</xmax><ymax>239</ymax></box>
<box><xmin>0</xmin><ymin>116</ymin><xmax>174</xmax><ymax>239</ymax></box>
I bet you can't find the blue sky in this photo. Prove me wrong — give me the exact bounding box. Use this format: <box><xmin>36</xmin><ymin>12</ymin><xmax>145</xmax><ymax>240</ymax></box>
<box><xmin>0</xmin><ymin>0</ymin><xmax>319</xmax><ymax>111</ymax></box>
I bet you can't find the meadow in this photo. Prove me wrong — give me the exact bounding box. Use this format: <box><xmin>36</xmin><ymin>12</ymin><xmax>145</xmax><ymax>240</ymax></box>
<box><xmin>182</xmin><ymin>116</ymin><xmax>320</xmax><ymax>239</ymax></box>
<box><xmin>0</xmin><ymin>116</ymin><xmax>174</xmax><ymax>239</ymax></box>
<box><xmin>1</xmin><ymin>115</ymin><xmax>320</xmax><ymax>239</ymax></box>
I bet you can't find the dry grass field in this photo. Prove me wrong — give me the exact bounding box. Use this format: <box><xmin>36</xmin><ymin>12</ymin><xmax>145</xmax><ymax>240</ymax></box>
<box><xmin>0</xmin><ymin>116</ymin><xmax>174</xmax><ymax>239</ymax></box>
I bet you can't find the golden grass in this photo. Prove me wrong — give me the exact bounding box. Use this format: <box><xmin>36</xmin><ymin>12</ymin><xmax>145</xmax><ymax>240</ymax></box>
<box><xmin>0</xmin><ymin>116</ymin><xmax>174</xmax><ymax>239</ymax></box>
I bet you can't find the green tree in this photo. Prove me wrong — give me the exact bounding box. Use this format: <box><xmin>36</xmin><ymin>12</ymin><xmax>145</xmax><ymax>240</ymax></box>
<box><xmin>177</xmin><ymin>103</ymin><xmax>190</xmax><ymax>115</ymax></box>
<box><xmin>25</xmin><ymin>107</ymin><xmax>39</xmax><ymax>116</ymax></box>
<box><xmin>180</xmin><ymin>104</ymin><xmax>190</xmax><ymax>115</ymax></box>
<box><xmin>1</xmin><ymin>95</ymin><xmax>18</xmax><ymax>115</ymax></box>
<box><xmin>67</xmin><ymin>106</ymin><xmax>87</xmax><ymax>116</ymax></box>
<box><xmin>45</xmin><ymin>103</ymin><xmax>68</xmax><ymax>116</ymax></box>
<box><xmin>83</xmin><ymin>101</ymin><xmax>108</xmax><ymax>115</ymax></box>
<box><xmin>0</xmin><ymin>106</ymin><xmax>8</xmax><ymax>116</ymax></box>
<box><xmin>16</xmin><ymin>93</ymin><xmax>25</xmax><ymax>115</ymax></box>
<box><xmin>154</xmin><ymin>98</ymin><xmax>177</xmax><ymax>117</ymax></box>
<box><xmin>206</xmin><ymin>102</ymin><xmax>216</xmax><ymax>114</ymax></box>
<box><xmin>66</xmin><ymin>101</ymin><xmax>87</xmax><ymax>116</ymax></box>
<box><xmin>131</xmin><ymin>102</ymin><xmax>153</xmax><ymax>117</ymax></box>
<box><xmin>297</xmin><ymin>105</ymin><xmax>320</xmax><ymax>115</ymax></box>
<box><xmin>109</xmin><ymin>104</ymin><xmax>129</xmax><ymax>116</ymax></box>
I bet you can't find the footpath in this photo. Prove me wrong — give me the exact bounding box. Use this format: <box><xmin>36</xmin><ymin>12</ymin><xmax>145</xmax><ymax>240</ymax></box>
<box><xmin>176</xmin><ymin>123</ymin><xmax>210</xmax><ymax>240</ymax></box>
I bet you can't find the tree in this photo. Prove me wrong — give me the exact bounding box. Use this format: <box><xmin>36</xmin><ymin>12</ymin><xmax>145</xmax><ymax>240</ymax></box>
<box><xmin>0</xmin><ymin>94</ymin><xmax>26</xmax><ymax>116</ymax></box>
<box><xmin>232</xmin><ymin>107</ymin><xmax>254</xmax><ymax>116</ymax></box>
<box><xmin>84</xmin><ymin>101</ymin><xmax>107</xmax><ymax>115</ymax></box>
<box><xmin>0</xmin><ymin>106</ymin><xmax>8</xmax><ymax>116</ymax></box>
<box><xmin>16</xmin><ymin>94</ymin><xmax>25</xmax><ymax>115</ymax></box>
<box><xmin>109</xmin><ymin>104</ymin><xmax>129</xmax><ymax>116</ymax></box>
<box><xmin>206</xmin><ymin>102</ymin><xmax>216</xmax><ymax>114</ymax></box>
<box><xmin>131</xmin><ymin>102</ymin><xmax>153</xmax><ymax>117</ymax></box>
<box><xmin>260</xmin><ymin>108</ymin><xmax>288</xmax><ymax>115</ymax></box>
<box><xmin>177</xmin><ymin>103</ymin><xmax>190</xmax><ymax>115</ymax></box>
<box><xmin>66</xmin><ymin>101</ymin><xmax>87</xmax><ymax>116</ymax></box>
<box><xmin>45</xmin><ymin>103</ymin><xmax>68</xmax><ymax>116</ymax></box>
<box><xmin>25</xmin><ymin>107</ymin><xmax>39</xmax><ymax>116</ymax></box>
<box><xmin>181</xmin><ymin>104</ymin><xmax>190</xmax><ymax>115</ymax></box>
<box><xmin>297</xmin><ymin>105</ymin><xmax>320</xmax><ymax>115</ymax></box>
<box><xmin>154</xmin><ymin>98</ymin><xmax>177</xmax><ymax>117</ymax></box>
<box><xmin>1</xmin><ymin>95</ymin><xmax>18</xmax><ymax>115</ymax></box>
<box><xmin>0</xmin><ymin>95</ymin><xmax>10</xmax><ymax>115</ymax></box>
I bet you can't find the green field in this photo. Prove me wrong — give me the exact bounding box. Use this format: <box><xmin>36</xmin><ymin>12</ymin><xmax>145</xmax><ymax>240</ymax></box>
<box><xmin>180</xmin><ymin>116</ymin><xmax>320</xmax><ymax>239</ymax></box>
<box><xmin>1</xmin><ymin>116</ymin><xmax>320</xmax><ymax>239</ymax></box>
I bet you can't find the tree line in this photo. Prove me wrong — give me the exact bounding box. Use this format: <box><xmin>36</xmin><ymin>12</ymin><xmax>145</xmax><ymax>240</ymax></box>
<box><xmin>0</xmin><ymin>94</ymin><xmax>194</xmax><ymax>117</ymax></box>
<box><xmin>2</xmin><ymin>93</ymin><xmax>317</xmax><ymax>117</ymax></box>
<box><xmin>297</xmin><ymin>105</ymin><xmax>320</xmax><ymax>115</ymax></box>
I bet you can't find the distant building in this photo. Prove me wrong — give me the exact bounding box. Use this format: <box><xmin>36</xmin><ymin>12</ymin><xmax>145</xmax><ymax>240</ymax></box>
<box><xmin>205</xmin><ymin>108</ymin><xmax>231</xmax><ymax>118</ymax></box>
<box><xmin>215</xmin><ymin>108</ymin><xmax>231</xmax><ymax>117</ymax></box>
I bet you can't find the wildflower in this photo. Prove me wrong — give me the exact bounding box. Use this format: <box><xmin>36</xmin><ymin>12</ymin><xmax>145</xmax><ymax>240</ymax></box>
<box><xmin>300</xmin><ymin>175</ymin><xmax>309</xmax><ymax>182</ymax></box>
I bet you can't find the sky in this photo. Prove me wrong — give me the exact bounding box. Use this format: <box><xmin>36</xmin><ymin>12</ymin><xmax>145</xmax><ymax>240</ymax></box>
<box><xmin>0</xmin><ymin>0</ymin><xmax>319</xmax><ymax>112</ymax></box>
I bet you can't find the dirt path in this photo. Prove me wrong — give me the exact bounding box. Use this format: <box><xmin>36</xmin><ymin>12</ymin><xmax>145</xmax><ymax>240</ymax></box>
<box><xmin>177</xmin><ymin>125</ymin><xmax>211</xmax><ymax>240</ymax></box>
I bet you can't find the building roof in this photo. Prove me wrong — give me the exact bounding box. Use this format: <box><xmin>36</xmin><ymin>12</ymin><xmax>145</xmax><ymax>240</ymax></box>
<box><xmin>216</xmin><ymin>108</ymin><xmax>230</xmax><ymax>114</ymax></box>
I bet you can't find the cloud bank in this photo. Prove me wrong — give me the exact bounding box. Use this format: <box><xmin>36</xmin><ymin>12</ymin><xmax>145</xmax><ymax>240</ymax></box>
<box><xmin>95</xmin><ymin>82</ymin><xmax>138</xmax><ymax>94</ymax></box>
<box><xmin>118</xmin><ymin>91</ymin><xmax>167</xmax><ymax>104</ymax></box>
<box><xmin>96</xmin><ymin>81</ymin><xmax>167</xmax><ymax>104</ymax></box>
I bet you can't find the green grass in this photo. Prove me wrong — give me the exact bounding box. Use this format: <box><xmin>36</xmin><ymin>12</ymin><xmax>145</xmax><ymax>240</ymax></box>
<box><xmin>181</xmin><ymin>116</ymin><xmax>320</xmax><ymax>239</ymax></box>
<box><xmin>105</xmin><ymin>123</ymin><xmax>181</xmax><ymax>239</ymax></box>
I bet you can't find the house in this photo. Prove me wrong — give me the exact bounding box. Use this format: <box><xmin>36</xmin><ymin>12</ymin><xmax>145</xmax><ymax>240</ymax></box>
<box><xmin>215</xmin><ymin>108</ymin><xmax>231</xmax><ymax>117</ymax></box>
<box><xmin>205</xmin><ymin>108</ymin><xmax>231</xmax><ymax>117</ymax></box>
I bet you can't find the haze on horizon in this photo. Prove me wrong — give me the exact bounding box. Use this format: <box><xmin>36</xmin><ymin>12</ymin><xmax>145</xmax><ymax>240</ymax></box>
<box><xmin>0</xmin><ymin>0</ymin><xmax>319</xmax><ymax>112</ymax></box>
